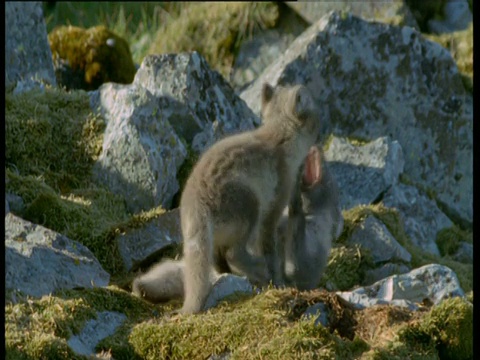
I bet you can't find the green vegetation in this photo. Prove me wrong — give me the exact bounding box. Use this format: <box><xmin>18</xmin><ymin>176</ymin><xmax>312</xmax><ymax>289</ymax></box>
<box><xmin>425</xmin><ymin>23</ymin><xmax>474</xmax><ymax>93</ymax></box>
<box><xmin>147</xmin><ymin>2</ymin><xmax>280</xmax><ymax>79</ymax></box>
<box><xmin>48</xmin><ymin>25</ymin><xmax>136</xmax><ymax>90</ymax></box>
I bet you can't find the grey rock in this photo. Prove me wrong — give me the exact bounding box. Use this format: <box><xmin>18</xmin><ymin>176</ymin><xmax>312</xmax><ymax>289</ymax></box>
<box><xmin>134</xmin><ymin>53</ymin><xmax>259</xmax><ymax>153</ymax></box>
<box><xmin>303</xmin><ymin>302</ymin><xmax>329</xmax><ymax>327</ymax></box>
<box><xmin>5</xmin><ymin>213</ymin><xmax>110</xmax><ymax>298</ymax></box>
<box><xmin>337</xmin><ymin>264</ymin><xmax>464</xmax><ymax>310</ymax></box>
<box><xmin>383</xmin><ymin>183</ymin><xmax>453</xmax><ymax>256</ymax></box>
<box><xmin>348</xmin><ymin>215</ymin><xmax>411</xmax><ymax>264</ymax></box>
<box><xmin>67</xmin><ymin>311</ymin><xmax>126</xmax><ymax>357</ymax></box>
<box><xmin>5</xmin><ymin>197</ymin><xmax>10</xmax><ymax>215</ymax></box>
<box><xmin>117</xmin><ymin>208</ymin><xmax>182</xmax><ymax>271</ymax></box>
<box><xmin>364</xmin><ymin>263</ymin><xmax>410</xmax><ymax>285</ymax></box>
<box><xmin>324</xmin><ymin>136</ymin><xmax>404</xmax><ymax>210</ymax></box>
<box><xmin>5</xmin><ymin>2</ymin><xmax>56</xmax><ymax>92</ymax></box>
<box><xmin>428</xmin><ymin>0</ymin><xmax>472</xmax><ymax>34</ymax></box>
<box><xmin>452</xmin><ymin>241</ymin><xmax>473</xmax><ymax>263</ymax></box>
<box><xmin>240</xmin><ymin>11</ymin><xmax>472</xmax><ymax>227</ymax></box>
<box><xmin>90</xmin><ymin>83</ymin><xmax>187</xmax><ymax>213</ymax></box>
<box><xmin>285</xmin><ymin>0</ymin><xmax>418</xmax><ymax>29</ymax></box>
<box><xmin>6</xmin><ymin>193</ymin><xmax>25</xmax><ymax>214</ymax></box>
<box><xmin>203</xmin><ymin>274</ymin><xmax>254</xmax><ymax>311</ymax></box>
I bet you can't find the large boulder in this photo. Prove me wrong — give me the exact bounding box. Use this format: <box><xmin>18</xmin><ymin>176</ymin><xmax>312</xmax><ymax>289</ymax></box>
<box><xmin>134</xmin><ymin>52</ymin><xmax>259</xmax><ymax>153</ymax></box>
<box><xmin>241</xmin><ymin>11</ymin><xmax>472</xmax><ymax>228</ymax></box>
<box><xmin>5</xmin><ymin>213</ymin><xmax>110</xmax><ymax>299</ymax></box>
<box><xmin>5</xmin><ymin>2</ymin><xmax>56</xmax><ymax>92</ymax></box>
<box><xmin>90</xmin><ymin>83</ymin><xmax>187</xmax><ymax>213</ymax></box>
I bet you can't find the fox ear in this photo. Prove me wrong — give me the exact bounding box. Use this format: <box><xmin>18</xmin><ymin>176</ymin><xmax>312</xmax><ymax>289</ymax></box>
<box><xmin>302</xmin><ymin>146</ymin><xmax>322</xmax><ymax>187</ymax></box>
<box><xmin>261</xmin><ymin>83</ymin><xmax>274</xmax><ymax>107</ymax></box>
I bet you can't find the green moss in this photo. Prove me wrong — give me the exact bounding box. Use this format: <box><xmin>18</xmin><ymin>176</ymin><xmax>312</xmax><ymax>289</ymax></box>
<box><xmin>6</xmin><ymin>87</ymin><xmax>105</xmax><ymax>192</ymax></box>
<box><xmin>399</xmin><ymin>297</ymin><xmax>473</xmax><ymax>360</ymax></box>
<box><xmin>148</xmin><ymin>2</ymin><xmax>280</xmax><ymax>79</ymax></box>
<box><xmin>5</xmin><ymin>287</ymin><xmax>162</xmax><ymax>360</ymax></box>
<box><xmin>320</xmin><ymin>245</ymin><xmax>374</xmax><ymax>291</ymax></box>
<box><xmin>129</xmin><ymin>289</ymin><xmax>367</xmax><ymax>360</ymax></box>
<box><xmin>436</xmin><ymin>226</ymin><xmax>472</xmax><ymax>256</ymax></box>
<box><xmin>48</xmin><ymin>25</ymin><xmax>136</xmax><ymax>91</ymax></box>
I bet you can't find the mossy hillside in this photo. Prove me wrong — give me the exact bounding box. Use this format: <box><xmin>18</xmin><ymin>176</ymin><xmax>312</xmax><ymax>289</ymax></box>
<box><xmin>5</xmin><ymin>87</ymin><xmax>169</xmax><ymax>275</ymax></box>
<box><xmin>398</xmin><ymin>297</ymin><xmax>473</xmax><ymax>360</ymax></box>
<box><xmin>129</xmin><ymin>289</ymin><xmax>369</xmax><ymax>360</ymax></box>
<box><xmin>148</xmin><ymin>2</ymin><xmax>280</xmax><ymax>79</ymax></box>
<box><xmin>7</xmin><ymin>286</ymin><xmax>472</xmax><ymax>360</ymax></box>
<box><xmin>5</xmin><ymin>286</ymin><xmax>162</xmax><ymax>360</ymax></box>
<box><xmin>48</xmin><ymin>25</ymin><xmax>137</xmax><ymax>91</ymax></box>
<box><xmin>5</xmin><ymin>87</ymin><xmax>104</xmax><ymax>192</ymax></box>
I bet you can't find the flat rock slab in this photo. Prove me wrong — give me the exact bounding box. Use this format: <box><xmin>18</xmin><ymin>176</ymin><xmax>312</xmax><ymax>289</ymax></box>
<box><xmin>5</xmin><ymin>213</ymin><xmax>110</xmax><ymax>298</ymax></box>
<box><xmin>67</xmin><ymin>311</ymin><xmax>127</xmax><ymax>357</ymax></box>
<box><xmin>337</xmin><ymin>264</ymin><xmax>464</xmax><ymax>310</ymax></box>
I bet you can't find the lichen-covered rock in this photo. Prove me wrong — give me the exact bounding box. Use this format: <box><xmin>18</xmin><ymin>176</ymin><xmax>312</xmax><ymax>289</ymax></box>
<box><xmin>134</xmin><ymin>52</ymin><xmax>259</xmax><ymax>153</ymax></box>
<box><xmin>348</xmin><ymin>215</ymin><xmax>411</xmax><ymax>263</ymax></box>
<box><xmin>324</xmin><ymin>136</ymin><xmax>404</xmax><ymax>210</ymax></box>
<box><xmin>117</xmin><ymin>209</ymin><xmax>182</xmax><ymax>271</ymax></box>
<box><xmin>337</xmin><ymin>264</ymin><xmax>464</xmax><ymax>310</ymax></box>
<box><xmin>241</xmin><ymin>11</ymin><xmax>472</xmax><ymax>227</ymax></box>
<box><xmin>5</xmin><ymin>213</ymin><xmax>110</xmax><ymax>298</ymax></box>
<box><xmin>90</xmin><ymin>83</ymin><xmax>187</xmax><ymax>213</ymax></box>
<box><xmin>286</xmin><ymin>0</ymin><xmax>418</xmax><ymax>28</ymax></box>
<box><xmin>67</xmin><ymin>311</ymin><xmax>126</xmax><ymax>357</ymax></box>
<box><xmin>203</xmin><ymin>274</ymin><xmax>254</xmax><ymax>311</ymax></box>
<box><xmin>48</xmin><ymin>25</ymin><xmax>136</xmax><ymax>91</ymax></box>
<box><xmin>382</xmin><ymin>183</ymin><xmax>453</xmax><ymax>256</ymax></box>
<box><xmin>5</xmin><ymin>2</ymin><xmax>56</xmax><ymax>92</ymax></box>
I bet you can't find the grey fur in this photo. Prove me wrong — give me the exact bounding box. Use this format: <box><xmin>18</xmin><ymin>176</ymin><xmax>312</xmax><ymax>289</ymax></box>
<box><xmin>132</xmin><ymin>144</ymin><xmax>343</xmax><ymax>305</ymax></box>
<box><xmin>282</xmin><ymin>145</ymin><xmax>343</xmax><ymax>290</ymax></box>
<box><xmin>178</xmin><ymin>83</ymin><xmax>319</xmax><ymax>314</ymax></box>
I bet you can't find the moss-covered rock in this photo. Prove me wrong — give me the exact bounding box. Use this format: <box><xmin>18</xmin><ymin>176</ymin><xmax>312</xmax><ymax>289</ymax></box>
<box><xmin>148</xmin><ymin>2</ymin><xmax>280</xmax><ymax>79</ymax></box>
<box><xmin>48</xmin><ymin>25</ymin><xmax>136</xmax><ymax>91</ymax></box>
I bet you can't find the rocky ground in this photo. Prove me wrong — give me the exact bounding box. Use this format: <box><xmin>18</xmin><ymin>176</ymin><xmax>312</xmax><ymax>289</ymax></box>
<box><xmin>5</xmin><ymin>2</ymin><xmax>473</xmax><ymax>359</ymax></box>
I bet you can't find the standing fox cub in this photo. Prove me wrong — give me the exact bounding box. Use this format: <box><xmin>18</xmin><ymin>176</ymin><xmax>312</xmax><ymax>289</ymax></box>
<box><xmin>142</xmin><ymin>83</ymin><xmax>319</xmax><ymax>314</ymax></box>
<box><xmin>132</xmin><ymin>144</ymin><xmax>343</xmax><ymax>303</ymax></box>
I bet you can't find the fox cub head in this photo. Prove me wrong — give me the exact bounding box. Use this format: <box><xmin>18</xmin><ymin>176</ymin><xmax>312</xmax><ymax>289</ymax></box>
<box><xmin>261</xmin><ymin>83</ymin><xmax>320</xmax><ymax>140</ymax></box>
